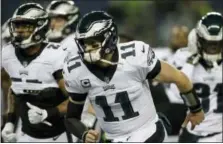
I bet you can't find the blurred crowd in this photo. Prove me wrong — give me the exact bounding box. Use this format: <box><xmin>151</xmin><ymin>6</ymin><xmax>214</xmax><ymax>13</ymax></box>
<box><xmin>2</xmin><ymin>0</ymin><xmax>223</xmax><ymax>46</ymax></box>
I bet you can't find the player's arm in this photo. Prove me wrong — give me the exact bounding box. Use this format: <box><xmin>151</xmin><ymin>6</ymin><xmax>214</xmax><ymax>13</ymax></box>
<box><xmin>154</xmin><ymin>61</ymin><xmax>193</xmax><ymax>93</ymax></box>
<box><xmin>1</xmin><ymin>68</ymin><xmax>11</xmax><ymax>114</ymax></box>
<box><xmin>53</xmin><ymin>69</ymin><xmax>69</xmax><ymax>115</ymax></box>
<box><xmin>62</xmin><ymin>62</ymin><xmax>98</xmax><ymax>142</ymax></box>
<box><xmin>140</xmin><ymin>42</ymin><xmax>204</xmax><ymax>130</ymax></box>
<box><xmin>1</xmin><ymin>69</ymin><xmax>16</xmax><ymax>124</ymax></box>
<box><xmin>152</xmin><ymin>60</ymin><xmax>204</xmax><ymax>129</ymax></box>
<box><xmin>142</xmin><ymin>43</ymin><xmax>201</xmax><ymax>113</ymax></box>
<box><xmin>65</xmin><ymin>92</ymin><xmax>88</xmax><ymax>138</ymax></box>
<box><xmin>26</xmin><ymin>69</ymin><xmax>70</xmax><ymax>125</ymax></box>
<box><xmin>1</xmin><ymin>69</ymin><xmax>17</xmax><ymax>142</ymax></box>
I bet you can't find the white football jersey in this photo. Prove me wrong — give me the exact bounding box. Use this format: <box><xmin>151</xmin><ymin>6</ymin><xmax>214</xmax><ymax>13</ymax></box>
<box><xmin>1</xmin><ymin>42</ymin><xmax>67</xmax><ymax>94</ymax></box>
<box><xmin>170</xmin><ymin>48</ymin><xmax>222</xmax><ymax>136</ymax></box>
<box><xmin>63</xmin><ymin>41</ymin><xmax>160</xmax><ymax>139</ymax></box>
<box><xmin>60</xmin><ymin>33</ymin><xmax>79</xmax><ymax>58</ymax></box>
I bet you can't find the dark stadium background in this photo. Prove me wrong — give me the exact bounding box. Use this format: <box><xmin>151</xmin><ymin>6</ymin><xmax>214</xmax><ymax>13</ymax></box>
<box><xmin>1</xmin><ymin>0</ymin><xmax>223</xmax><ymax>142</ymax></box>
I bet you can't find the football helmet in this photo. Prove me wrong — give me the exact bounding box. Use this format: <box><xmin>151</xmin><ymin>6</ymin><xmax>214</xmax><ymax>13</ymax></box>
<box><xmin>46</xmin><ymin>0</ymin><xmax>80</xmax><ymax>42</ymax></box>
<box><xmin>75</xmin><ymin>11</ymin><xmax>118</xmax><ymax>64</ymax></box>
<box><xmin>196</xmin><ymin>12</ymin><xmax>223</xmax><ymax>63</ymax></box>
<box><xmin>9</xmin><ymin>3</ymin><xmax>49</xmax><ymax>49</ymax></box>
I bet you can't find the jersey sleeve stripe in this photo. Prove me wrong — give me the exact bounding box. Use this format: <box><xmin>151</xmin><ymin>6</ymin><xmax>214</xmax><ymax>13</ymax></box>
<box><xmin>52</xmin><ymin>69</ymin><xmax>63</xmax><ymax>81</ymax></box>
<box><xmin>146</xmin><ymin>60</ymin><xmax>161</xmax><ymax>79</ymax></box>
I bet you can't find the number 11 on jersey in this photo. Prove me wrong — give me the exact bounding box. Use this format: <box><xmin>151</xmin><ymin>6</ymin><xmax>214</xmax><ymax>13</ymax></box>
<box><xmin>95</xmin><ymin>91</ymin><xmax>139</xmax><ymax>122</ymax></box>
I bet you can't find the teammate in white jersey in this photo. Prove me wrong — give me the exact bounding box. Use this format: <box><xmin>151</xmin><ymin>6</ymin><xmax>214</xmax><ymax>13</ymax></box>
<box><xmin>1</xmin><ymin>3</ymin><xmax>74</xmax><ymax>142</ymax></box>
<box><xmin>169</xmin><ymin>12</ymin><xmax>223</xmax><ymax>142</ymax></box>
<box><xmin>46</xmin><ymin>1</ymin><xmax>101</xmax><ymax>141</ymax></box>
<box><xmin>62</xmin><ymin>11</ymin><xmax>204</xmax><ymax>143</ymax></box>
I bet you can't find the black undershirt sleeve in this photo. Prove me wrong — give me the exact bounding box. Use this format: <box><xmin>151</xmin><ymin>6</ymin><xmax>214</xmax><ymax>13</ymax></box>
<box><xmin>65</xmin><ymin>92</ymin><xmax>88</xmax><ymax>140</ymax></box>
<box><xmin>52</xmin><ymin>69</ymin><xmax>63</xmax><ymax>81</ymax></box>
<box><xmin>146</xmin><ymin>60</ymin><xmax>161</xmax><ymax>80</ymax></box>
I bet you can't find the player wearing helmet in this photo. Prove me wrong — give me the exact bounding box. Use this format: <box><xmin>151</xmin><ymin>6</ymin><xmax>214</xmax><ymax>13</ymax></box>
<box><xmin>169</xmin><ymin>12</ymin><xmax>222</xmax><ymax>142</ymax></box>
<box><xmin>47</xmin><ymin>1</ymin><xmax>101</xmax><ymax>140</ymax></box>
<box><xmin>46</xmin><ymin>0</ymin><xmax>80</xmax><ymax>43</ymax></box>
<box><xmin>63</xmin><ymin>11</ymin><xmax>204</xmax><ymax>142</ymax></box>
<box><xmin>1</xmin><ymin>3</ymin><xmax>73</xmax><ymax>142</ymax></box>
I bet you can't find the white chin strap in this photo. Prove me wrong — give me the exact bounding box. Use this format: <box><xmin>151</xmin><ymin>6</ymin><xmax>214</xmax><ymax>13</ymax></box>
<box><xmin>203</xmin><ymin>52</ymin><xmax>222</xmax><ymax>63</ymax></box>
<box><xmin>83</xmin><ymin>48</ymin><xmax>121</xmax><ymax>65</ymax></box>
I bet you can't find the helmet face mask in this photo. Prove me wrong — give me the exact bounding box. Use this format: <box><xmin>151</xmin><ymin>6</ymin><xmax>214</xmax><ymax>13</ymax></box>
<box><xmin>46</xmin><ymin>0</ymin><xmax>80</xmax><ymax>41</ymax></box>
<box><xmin>197</xmin><ymin>36</ymin><xmax>222</xmax><ymax>55</ymax></box>
<box><xmin>9</xmin><ymin>3</ymin><xmax>49</xmax><ymax>49</ymax></box>
<box><xmin>196</xmin><ymin>12</ymin><xmax>223</xmax><ymax>63</ymax></box>
<box><xmin>10</xmin><ymin>19</ymin><xmax>36</xmax><ymax>43</ymax></box>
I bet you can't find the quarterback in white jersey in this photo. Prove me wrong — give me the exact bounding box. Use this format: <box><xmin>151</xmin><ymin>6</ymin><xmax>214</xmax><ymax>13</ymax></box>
<box><xmin>1</xmin><ymin>3</ymin><xmax>73</xmax><ymax>142</ymax></box>
<box><xmin>63</xmin><ymin>11</ymin><xmax>204</xmax><ymax>143</ymax></box>
<box><xmin>170</xmin><ymin>12</ymin><xmax>222</xmax><ymax>142</ymax></box>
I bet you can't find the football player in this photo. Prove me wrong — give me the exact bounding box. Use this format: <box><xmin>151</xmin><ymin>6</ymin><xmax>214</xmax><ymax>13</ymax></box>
<box><xmin>46</xmin><ymin>0</ymin><xmax>80</xmax><ymax>43</ymax></box>
<box><xmin>47</xmin><ymin>1</ymin><xmax>103</xmax><ymax>139</ymax></box>
<box><xmin>1</xmin><ymin>19</ymin><xmax>12</xmax><ymax>128</ymax></box>
<box><xmin>1</xmin><ymin>3</ymin><xmax>73</xmax><ymax>142</ymax></box>
<box><xmin>169</xmin><ymin>12</ymin><xmax>222</xmax><ymax>142</ymax></box>
<box><xmin>62</xmin><ymin>11</ymin><xmax>204</xmax><ymax>142</ymax></box>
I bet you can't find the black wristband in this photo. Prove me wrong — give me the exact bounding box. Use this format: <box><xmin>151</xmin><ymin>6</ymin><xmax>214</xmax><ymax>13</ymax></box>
<box><xmin>46</xmin><ymin>107</ymin><xmax>60</xmax><ymax>118</ymax></box>
<box><xmin>64</xmin><ymin>117</ymin><xmax>88</xmax><ymax>140</ymax></box>
<box><xmin>7</xmin><ymin>113</ymin><xmax>17</xmax><ymax>123</ymax></box>
<box><xmin>180</xmin><ymin>88</ymin><xmax>202</xmax><ymax>113</ymax></box>
<box><xmin>82</xmin><ymin>130</ymin><xmax>89</xmax><ymax>142</ymax></box>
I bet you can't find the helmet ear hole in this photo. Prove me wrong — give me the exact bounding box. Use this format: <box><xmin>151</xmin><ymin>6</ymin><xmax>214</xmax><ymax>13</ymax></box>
<box><xmin>34</xmin><ymin>35</ymin><xmax>41</xmax><ymax>41</ymax></box>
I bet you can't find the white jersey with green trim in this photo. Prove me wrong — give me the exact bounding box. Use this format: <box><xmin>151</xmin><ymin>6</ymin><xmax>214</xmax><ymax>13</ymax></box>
<box><xmin>170</xmin><ymin>48</ymin><xmax>222</xmax><ymax>136</ymax></box>
<box><xmin>63</xmin><ymin>41</ymin><xmax>161</xmax><ymax>140</ymax></box>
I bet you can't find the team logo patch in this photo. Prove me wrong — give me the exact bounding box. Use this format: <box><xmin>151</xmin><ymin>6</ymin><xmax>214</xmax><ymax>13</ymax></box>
<box><xmin>81</xmin><ymin>79</ymin><xmax>91</xmax><ymax>88</ymax></box>
<box><xmin>103</xmin><ymin>84</ymin><xmax>115</xmax><ymax>91</ymax></box>
<box><xmin>147</xmin><ymin>48</ymin><xmax>155</xmax><ymax>66</ymax></box>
